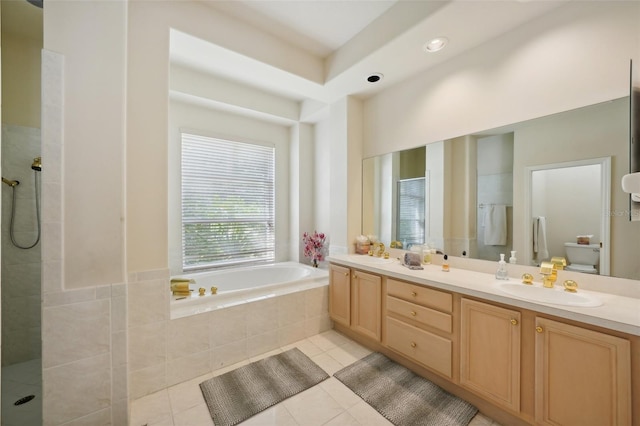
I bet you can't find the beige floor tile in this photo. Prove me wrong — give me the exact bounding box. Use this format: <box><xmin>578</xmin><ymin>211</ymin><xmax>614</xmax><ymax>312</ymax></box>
<box><xmin>172</xmin><ymin>403</ymin><xmax>214</xmax><ymax>426</ymax></box>
<box><xmin>308</xmin><ymin>330</ymin><xmax>351</xmax><ymax>351</ymax></box>
<box><xmin>311</xmin><ymin>352</ymin><xmax>346</xmax><ymax>375</ymax></box>
<box><xmin>130</xmin><ymin>389</ymin><xmax>173</xmax><ymax>426</ymax></box>
<box><xmin>146</xmin><ymin>416</ymin><xmax>175</xmax><ymax>426</ymax></box>
<box><xmin>239</xmin><ymin>403</ymin><xmax>298</xmax><ymax>426</ymax></box>
<box><xmin>347</xmin><ymin>400</ymin><xmax>394</xmax><ymax>426</ymax></box>
<box><xmin>167</xmin><ymin>372</ymin><xmax>212</xmax><ymax>414</ymax></box>
<box><xmin>469</xmin><ymin>412</ymin><xmax>493</xmax><ymax>426</ymax></box>
<box><xmin>322</xmin><ymin>410</ymin><xmax>361</xmax><ymax>426</ymax></box>
<box><xmin>249</xmin><ymin>348</ymin><xmax>282</xmax><ymax>362</ymax></box>
<box><xmin>283</xmin><ymin>385</ymin><xmax>345</xmax><ymax>426</ymax></box>
<box><xmin>281</xmin><ymin>337</ymin><xmax>324</xmax><ymax>358</ymax></box>
<box><xmin>319</xmin><ymin>378</ymin><xmax>362</xmax><ymax>410</ymax></box>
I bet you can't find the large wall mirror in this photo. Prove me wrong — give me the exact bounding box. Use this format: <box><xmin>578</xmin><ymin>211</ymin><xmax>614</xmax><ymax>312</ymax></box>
<box><xmin>363</xmin><ymin>97</ymin><xmax>640</xmax><ymax>280</ymax></box>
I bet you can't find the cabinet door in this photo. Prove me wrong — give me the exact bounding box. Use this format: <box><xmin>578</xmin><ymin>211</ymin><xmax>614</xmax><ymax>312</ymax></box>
<box><xmin>351</xmin><ymin>270</ymin><xmax>382</xmax><ymax>341</ymax></box>
<box><xmin>329</xmin><ymin>264</ymin><xmax>351</xmax><ymax>327</ymax></box>
<box><xmin>460</xmin><ymin>298</ymin><xmax>521</xmax><ymax>412</ymax></box>
<box><xmin>535</xmin><ymin>317</ymin><xmax>631</xmax><ymax>426</ymax></box>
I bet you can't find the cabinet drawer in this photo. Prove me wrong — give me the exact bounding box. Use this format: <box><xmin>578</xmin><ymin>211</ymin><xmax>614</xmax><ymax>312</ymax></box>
<box><xmin>387</xmin><ymin>279</ymin><xmax>452</xmax><ymax>313</ymax></box>
<box><xmin>387</xmin><ymin>296</ymin><xmax>452</xmax><ymax>333</ymax></box>
<box><xmin>386</xmin><ymin>317</ymin><xmax>452</xmax><ymax>378</ymax></box>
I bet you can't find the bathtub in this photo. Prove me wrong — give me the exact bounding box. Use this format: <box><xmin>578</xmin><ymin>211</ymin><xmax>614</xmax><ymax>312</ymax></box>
<box><xmin>170</xmin><ymin>261</ymin><xmax>329</xmax><ymax>319</ymax></box>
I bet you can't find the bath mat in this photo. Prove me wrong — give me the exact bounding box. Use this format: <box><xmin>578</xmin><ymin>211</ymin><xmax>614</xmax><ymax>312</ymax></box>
<box><xmin>200</xmin><ymin>348</ymin><xmax>329</xmax><ymax>426</ymax></box>
<box><xmin>334</xmin><ymin>352</ymin><xmax>478</xmax><ymax>426</ymax></box>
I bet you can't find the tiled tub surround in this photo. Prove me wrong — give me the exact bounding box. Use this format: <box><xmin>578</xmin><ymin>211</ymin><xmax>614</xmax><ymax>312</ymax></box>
<box><xmin>128</xmin><ymin>267</ymin><xmax>331</xmax><ymax>400</ymax></box>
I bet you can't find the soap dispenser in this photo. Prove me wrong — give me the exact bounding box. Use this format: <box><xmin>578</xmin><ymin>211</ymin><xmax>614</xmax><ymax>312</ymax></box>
<box><xmin>509</xmin><ymin>251</ymin><xmax>517</xmax><ymax>264</ymax></box>
<box><xmin>496</xmin><ymin>254</ymin><xmax>509</xmax><ymax>280</ymax></box>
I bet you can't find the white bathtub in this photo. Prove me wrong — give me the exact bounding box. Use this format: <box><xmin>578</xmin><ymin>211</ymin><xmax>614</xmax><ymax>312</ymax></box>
<box><xmin>170</xmin><ymin>261</ymin><xmax>329</xmax><ymax>319</ymax></box>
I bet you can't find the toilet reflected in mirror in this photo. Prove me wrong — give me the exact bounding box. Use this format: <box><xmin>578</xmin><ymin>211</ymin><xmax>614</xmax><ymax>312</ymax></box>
<box><xmin>564</xmin><ymin>242</ymin><xmax>600</xmax><ymax>274</ymax></box>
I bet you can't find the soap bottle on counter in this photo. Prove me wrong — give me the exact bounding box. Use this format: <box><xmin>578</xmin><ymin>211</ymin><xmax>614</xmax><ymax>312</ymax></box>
<box><xmin>441</xmin><ymin>254</ymin><xmax>450</xmax><ymax>272</ymax></box>
<box><xmin>495</xmin><ymin>254</ymin><xmax>509</xmax><ymax>280</ymax></box>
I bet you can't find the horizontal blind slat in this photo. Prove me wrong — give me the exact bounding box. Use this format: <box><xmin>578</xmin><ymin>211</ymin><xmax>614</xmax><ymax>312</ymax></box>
<box><xmin>181</xmin><ymin>133</ymin><xmax>275</xmax><ymax>270</ymax></box>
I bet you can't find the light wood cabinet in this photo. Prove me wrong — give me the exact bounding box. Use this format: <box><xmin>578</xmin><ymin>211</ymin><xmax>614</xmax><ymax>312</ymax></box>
<box><xmin>351</xmin><ymin>270</ymin><xmax>382</xmax><ymax>341</ymax></box>
<box><xmin>329</xmin><ymin>264</ymin><xmax>351</xmax><ymax>327</ymax></box>
<box><xmin>460</xmin><ymin>298</ymin><xmax>521</xmax><ymax>413</ymax></box>
<box><xmin>535</xmin><ymin>317</ymin><xmax>631</xmax><ymax>426</ymax></box>
<box><xmin>385</xmin><ymin>278</ymin><xmax>454</xmax><ymax>378</ymax></box>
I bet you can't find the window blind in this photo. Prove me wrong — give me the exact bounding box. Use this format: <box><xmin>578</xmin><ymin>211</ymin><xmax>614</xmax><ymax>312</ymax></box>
<box><xmin>181</xmin><ymin>133</ymin><xmax>275</xmax><ymax>271</ymax></box>
<box><xmin>397</xmin><ymin>177</ymin><xmax>425</xmax><ymax>248</ymax></box>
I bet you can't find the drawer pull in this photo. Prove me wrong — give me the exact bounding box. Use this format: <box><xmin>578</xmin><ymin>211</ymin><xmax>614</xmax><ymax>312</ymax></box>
<box><xmin>410</xmin><ymin>311</ymin><xmax>417</xmax><ymax>316</ymax></box>
<box><xmin>536</xmin><ymin>326</ymin><xmax>543</xmax><ymax>333</ymax></box>
<box><xmin>410</xmin><ymin>342</ymin><xmax>417</xmax><ymax>348</ymax></box>
<box><xmin>510</xmin><ymin>319</ymin><xmax>518</xmax><ymax>325</ymax></box>
<box><xmin>411</xmin><ymin>291</ymin><xmax>417</xmax><ymax>297</ymax></box>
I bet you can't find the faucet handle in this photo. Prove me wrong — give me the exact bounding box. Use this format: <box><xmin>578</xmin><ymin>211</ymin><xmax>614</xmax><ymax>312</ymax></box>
<box><xmin>563</xmin><ymin>280</ymin><xmax>578</xmax><ymax>293</ymax></box>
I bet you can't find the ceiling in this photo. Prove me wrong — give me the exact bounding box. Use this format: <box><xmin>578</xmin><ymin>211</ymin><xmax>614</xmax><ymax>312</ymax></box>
<box><xmin>2</xmin><ymin>0</ymin><xmax>569</xmax><ymax>114</ymax></box>
<box><xmin>173</xmin><ymin>0</ymin><xmax>568</xmax><ymax>106</ymax></box>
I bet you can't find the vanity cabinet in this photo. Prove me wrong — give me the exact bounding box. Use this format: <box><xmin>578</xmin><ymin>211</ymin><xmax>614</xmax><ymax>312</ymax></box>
<box><xmin>385</xmin><ymin>278</ymin><xmax>453</xmax><ymax>378</ymax></box>
<box><xmin>329</xmin><ymin>264</ymin><xmax>351</xmax><ymax>327</ymax></box>
<box><xmin>534</xmin><ymin>317</ymin><xmax>631</xmax><ymax>426</ymax></box>
<box><xmin>460</xmin><ymin>298</ymin><xmax>521</xmax><ymax>413</ymax></box>
<box><xmin>329</xmin><ymin>264</ymin><xmax>382</xmax><ymax>341</ymax></box>
<box><xmin>351</xmin><ymin>270</ymin><xmax>382</xmax><ymax>341</ymax></box>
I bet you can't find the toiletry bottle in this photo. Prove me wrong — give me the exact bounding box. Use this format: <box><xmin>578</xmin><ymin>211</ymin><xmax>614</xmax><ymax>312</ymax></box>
<box><xmin>496</xmin><ymin>254</ymin><xmax>509</xmax><ymax>280</ymax></box>
<box><xmin>509</xmin><ymin>251</ymin><xmax>517</xmax><ymax>264</ymax></box>
<box><xmin>442</xmin><ymin>254</ymin><xmax>450</xmax><ymax>272</ymax></box>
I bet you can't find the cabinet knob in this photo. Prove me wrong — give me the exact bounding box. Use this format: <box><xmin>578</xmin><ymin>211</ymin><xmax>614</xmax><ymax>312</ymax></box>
<box><xmin>410</xmin><ymin>311</ymin><xmax>417</xmax><ymax>316</ymax></box>
<box><xmin>411</xmin><ymin>291</ymin><xmax>417</xmax><ymax>297</ymax></box>
<box><xmin>410</xmin><ymin>342</ymin><xmax>417</xmax><ymax>348</ymax></box>
<box><xmin>344</xmin><ymin>272</ymin><xmax>349</xmax><ymax>276</ymax></box>
<box><xmin>353</xmin><ymin>274</ymin><xmax>357</xmax><ymax>279</ymax></box>
<box><xmin>510</xmin><ymin>319</ymin><xmax>518</xmax><ymax>325</ymax></box>
<box><xmin>536</xmin><ymin>326</ymin><xmax>543</xmax><ymax>333</ymax></box>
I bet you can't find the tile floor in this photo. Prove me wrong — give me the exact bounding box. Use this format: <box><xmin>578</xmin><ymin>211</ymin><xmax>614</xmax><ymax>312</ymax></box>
<box><xmin>131</xmin><ymin>330</ymin><xmax>500</xmax><ymax>426</ymax></box>
<box><xmin>1</xmin><ymin>358</ymin><xmax>42</xmax><ymax>426</ymax></box>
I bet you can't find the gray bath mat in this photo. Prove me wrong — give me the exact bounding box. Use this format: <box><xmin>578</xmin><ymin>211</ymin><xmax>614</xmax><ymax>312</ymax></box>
<box><xmin>200</xmin><ymin>348</ymin><xmax>329</xmax><ymax>426</ymax></box>
<box><xmin>334</xmin><ymin>352</ymin><xmax>478</xmax><ymax>426</ymax></box>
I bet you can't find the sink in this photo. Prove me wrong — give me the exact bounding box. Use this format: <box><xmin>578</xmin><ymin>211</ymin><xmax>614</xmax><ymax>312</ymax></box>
<box><xmin>348</xmin><ymin>255</ymin><xmax>395</xmax><ymax>265</ymax></box>
<box><xmin>494</xmin><ymin>281</ymin><xmax>602</xmax><ymax>307</ymax></box>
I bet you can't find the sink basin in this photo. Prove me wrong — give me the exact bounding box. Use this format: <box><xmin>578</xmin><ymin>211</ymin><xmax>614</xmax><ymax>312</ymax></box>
<box><xmin>348</xmin><ymin>255</ymin><xmax>395</xmax><ymax>265</ymax></box>
<box><xmin>494</xmin><ymin>281</ymin><xmax>602</xmax><ymax>307</ymax></box>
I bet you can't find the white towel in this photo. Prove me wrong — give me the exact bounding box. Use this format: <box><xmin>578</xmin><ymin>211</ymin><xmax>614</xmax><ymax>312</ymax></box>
<box><xmin>483</xmin><ymin>204</ymin><xmax>507</xmax><ymax>245</ymax></box>
<box><xmin>533</xmin><ymin>216</ymin><xmax>549</xmax><ymax>264</ymax></box>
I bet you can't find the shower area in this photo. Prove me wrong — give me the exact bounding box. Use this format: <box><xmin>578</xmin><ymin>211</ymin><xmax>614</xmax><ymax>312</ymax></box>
<box><xmin>1</xmin><ymin>1</ymin><xmax>43</xmax><ymax>425</ymax></box>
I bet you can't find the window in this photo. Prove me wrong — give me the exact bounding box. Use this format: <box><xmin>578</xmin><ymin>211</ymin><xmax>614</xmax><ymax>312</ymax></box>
<box><xmin>396</xmin><ymin>177</ymin><xmax>425</xmax><ymax>248</ymax></box>
<box><xmin>181</xmin><ymin>133</ymin><xmax>275</xmax><ymax>271</ymax></box>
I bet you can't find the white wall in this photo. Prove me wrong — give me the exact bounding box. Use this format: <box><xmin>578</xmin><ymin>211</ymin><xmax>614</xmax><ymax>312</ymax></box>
<box><xmin>363</xmin><ymin>1</ymin><xmax>639</xmax><ymax>158</ymax></box>
<box><xmin>532</xmin><ymin>165</ymin><xmax>601</xmax><ymax>265</ymax></box>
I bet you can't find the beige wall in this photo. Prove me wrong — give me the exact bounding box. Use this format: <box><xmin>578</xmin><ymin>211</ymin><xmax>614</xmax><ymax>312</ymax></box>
<box><xmin>1</xmin><ymin>33</ymin><xmax>41</xmax><ymax>127</ymax></box>
<box><xmin>514</xmin><ymin>98</ymin><xmax>639</xmax><ymax>279</ymax></box>
<box><xmin>363</xmin><ymin>2</ymin><xmax>639</xmax><ymax>158</ymax></box>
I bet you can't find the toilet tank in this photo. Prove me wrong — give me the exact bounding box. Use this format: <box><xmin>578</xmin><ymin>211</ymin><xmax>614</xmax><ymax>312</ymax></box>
<box><xmin>564</xmin><ymin>242</ymin><xmax>600</xmax><ymax>265</ymax></box>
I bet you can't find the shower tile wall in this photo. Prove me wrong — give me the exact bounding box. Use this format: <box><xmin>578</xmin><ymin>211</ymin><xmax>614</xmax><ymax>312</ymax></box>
<box><xmin>1</xmin><ymin>124</ymin><xmax>42</xmax><ymax>366</ymax></box>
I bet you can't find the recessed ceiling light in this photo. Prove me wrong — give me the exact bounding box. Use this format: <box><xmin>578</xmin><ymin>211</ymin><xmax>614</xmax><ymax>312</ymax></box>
<box><xmin>367</xmin><ymin>73</ymin><xmax>383</xmax><ymax>83</ymax></box>
<box><xmin>423</xmin><ymin>37</ymin><xmax>448</xmax><ymax>53</ymax></box>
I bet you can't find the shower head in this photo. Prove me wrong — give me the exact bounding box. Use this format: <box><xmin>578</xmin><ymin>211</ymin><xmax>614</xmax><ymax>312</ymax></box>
<box><xmin>31</xmin><ymin>157</ymin><xmax>42</xmax><ymax>172</ymax></box>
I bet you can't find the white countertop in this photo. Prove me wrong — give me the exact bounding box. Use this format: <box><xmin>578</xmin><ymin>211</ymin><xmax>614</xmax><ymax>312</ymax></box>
<box><xmin>329</xmin><ymin>254</ymin><xmax>640</xmax><ymax>336</ymax></box>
